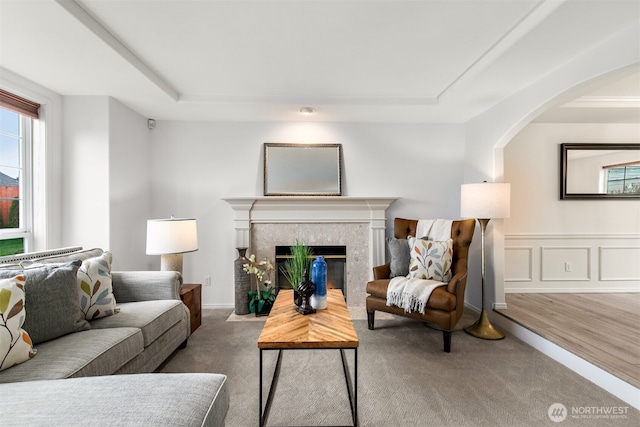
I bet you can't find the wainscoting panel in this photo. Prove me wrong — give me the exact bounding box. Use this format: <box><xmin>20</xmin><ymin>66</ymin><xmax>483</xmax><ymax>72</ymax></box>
<box><xmin>540</xmin><ymin>246</ymin><xmax>590</xmax><ymax>281</ymax></box>
<box><xmin>504</xmin><ymin>246</ymin><xmax>532</xmax><ymax>282</ymax></box>
<box><xmin>505</xmin><ymin>234</ymin><xmax>640</xmax><ymax>293</ymax></box>
<box><xmin>600</xmin><ymin>246</ymin><xmax>640</xmax><ymax>281</ymax></box>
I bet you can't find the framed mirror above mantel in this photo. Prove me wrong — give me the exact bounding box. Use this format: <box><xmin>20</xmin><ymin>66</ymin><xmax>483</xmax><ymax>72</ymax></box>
<box><xmin>560</xmin><ymin>143</ymin><xmax>640</xmax><ymax>199</ymax></box>
<box><xmin>264</xmin><ymin>143</ymin><xmax>342</xmax><ymax>196</ymax></box>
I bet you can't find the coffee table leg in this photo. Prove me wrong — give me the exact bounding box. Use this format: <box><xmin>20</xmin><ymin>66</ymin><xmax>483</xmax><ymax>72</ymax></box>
<box><xmin>259</xmin><ymin>349</ymin><xmax>263</xmax><ymax>427</ymax></box>
<box><xmin>340</xmin><ymin>348</ymin><xmax>358</xmax><ymax>426</ymax></box>
<box><xmin>260</xmin><ymin>349</ymin><xmax>284</xmax><ymax>427</ymax></box>
<box><xmin>355</xmin><ymin>348</ymin><xmax>358</xmax><ymax>426</ymax></box>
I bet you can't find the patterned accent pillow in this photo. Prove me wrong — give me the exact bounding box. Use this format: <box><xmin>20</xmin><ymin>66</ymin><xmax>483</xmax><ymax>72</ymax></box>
<box><xmin>407</xmin><ymin>237</ymin><xmax>453</xmax><ymax>282</ymax></box>
<box><xmin>0</xmin><ymin>275</ymin><xmax>36</xmax><ymax>371</ymax></box>
<box><xmin>77</xmin><ymin>252</ymin><xmax>116</xmax><ymax>320</ymax></box>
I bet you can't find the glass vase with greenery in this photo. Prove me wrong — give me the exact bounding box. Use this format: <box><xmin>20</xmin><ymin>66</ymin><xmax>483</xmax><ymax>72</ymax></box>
<box><xmin>281</xmin><ymin>239</ymin><xmax>312</xmax><ymax>292</ymax></box>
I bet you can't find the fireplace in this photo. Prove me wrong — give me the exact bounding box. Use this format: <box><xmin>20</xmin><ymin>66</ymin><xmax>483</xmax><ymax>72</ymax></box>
<box><xmin>275</xmin><ymin>245</ymin><xmax>347</xmax><ymax>295</ymax></box>
<box><xmin>223</xmin><ymin>196</ymin><xmax>396</xmax><ymax>306</ymax></box>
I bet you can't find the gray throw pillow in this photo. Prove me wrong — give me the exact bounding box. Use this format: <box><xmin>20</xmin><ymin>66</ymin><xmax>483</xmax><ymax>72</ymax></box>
<box><xmin>0</xmin><ymin>261</ymin><xmax>90</xmax><ymax>344</ymax></box>
<box><xmin>387</xmin><ymin>238</ymin><xmax>410</xmax><ymax>278</ymax></box>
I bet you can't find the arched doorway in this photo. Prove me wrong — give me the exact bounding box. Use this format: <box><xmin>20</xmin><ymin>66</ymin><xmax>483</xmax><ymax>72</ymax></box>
<box><xmin>494</xmin><ymin>66</ymin><xmax>640</xmax><ymax>403</ymax></box>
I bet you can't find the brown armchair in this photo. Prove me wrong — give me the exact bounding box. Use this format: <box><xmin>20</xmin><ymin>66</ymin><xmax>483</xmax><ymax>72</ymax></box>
<box><xmin>366</xmin><ymin>217</ymin><xmax>475</xmax><ymax>352</ymax></box>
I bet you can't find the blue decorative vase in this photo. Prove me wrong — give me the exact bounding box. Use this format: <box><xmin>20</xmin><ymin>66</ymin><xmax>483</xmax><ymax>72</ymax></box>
<box><xmin>311</xmin><ymin>256</ymin><xmax>327</xmax><ymax>310</ymax></box>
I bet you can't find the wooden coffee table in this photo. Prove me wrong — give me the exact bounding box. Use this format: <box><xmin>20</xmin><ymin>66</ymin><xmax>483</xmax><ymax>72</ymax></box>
<box><xmin>258</xmin><ymin>289</ymin><xmax>359</xmax><ymax>426</ymax></box>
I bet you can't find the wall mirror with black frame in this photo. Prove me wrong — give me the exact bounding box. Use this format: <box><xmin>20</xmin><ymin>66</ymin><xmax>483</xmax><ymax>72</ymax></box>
<box><xmin>560</xmin><ymin>143</ymin><xmax>640</xmax><ymax>199</ymax></box>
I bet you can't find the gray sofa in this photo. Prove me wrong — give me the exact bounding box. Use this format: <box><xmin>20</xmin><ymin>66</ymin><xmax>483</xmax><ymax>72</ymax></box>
<box><xmin>0</xmin><ymin>248</ymin><xmax>229</xmax><ymax>426</ymax></box>
<box><xmin>0</xmin><ymin>374</ymin><xmax>229</xmax><ymax>427</ymax></box>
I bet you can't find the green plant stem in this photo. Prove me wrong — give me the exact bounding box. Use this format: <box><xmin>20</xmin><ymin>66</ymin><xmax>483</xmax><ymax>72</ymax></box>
<box><xmin>281</xmin><ymin>239</ymin><xmax>312</xmax><ymax>291</ymax></box>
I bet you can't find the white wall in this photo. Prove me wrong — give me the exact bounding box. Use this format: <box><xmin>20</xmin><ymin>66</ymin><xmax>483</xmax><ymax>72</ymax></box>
<box><xmin>506</xmin><ymin>124</ymin><xmax>640</xmax><ymax>233</ymax></box>
<box><xmin>61</xmin><ymin>96</ymin><xmax>110</xmax><ymax>249</ymax></box>
<box><xmin>504</xmin><ymin>123</ymin><xmax>640</xmax><ymax>292</ymax></box>
<box><xmin>149</xmin><ymin>121</ymin><xmax>466</xmax><ymax>307</ymax></box>
<box><xmin>108</xmin><ymin>98</ymin><xmax>152</xmax><ymax>270</ymax></box>
<box><xmin>61</xmin><ymin>96</ymin><xmax>151</xmax><ymax>270</ymax></box>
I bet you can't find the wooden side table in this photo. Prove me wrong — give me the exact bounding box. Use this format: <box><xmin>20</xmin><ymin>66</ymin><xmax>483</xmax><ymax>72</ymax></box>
<box><xmin>180</xmin><ymin>284</ymin><xmax>202</xmax><ymax>334</ymax></box>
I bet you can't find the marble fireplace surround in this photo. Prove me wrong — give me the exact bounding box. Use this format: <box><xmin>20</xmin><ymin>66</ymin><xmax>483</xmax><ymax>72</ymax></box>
<box><xmin>223</xmin><ymin>197</ymin><xmax>396</xmax><ymax>306</ymax></box>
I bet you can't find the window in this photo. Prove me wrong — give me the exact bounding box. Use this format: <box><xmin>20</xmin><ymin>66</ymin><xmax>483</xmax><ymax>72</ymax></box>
<box><xmin>0</xmin><ymin>106</ymin><xmax>33</xmax><ymax>256</ymax></box>
<box><xmin>605</xmin><ymin>163</ymin><xmax>640</xmax><ymax>195</ymax></box>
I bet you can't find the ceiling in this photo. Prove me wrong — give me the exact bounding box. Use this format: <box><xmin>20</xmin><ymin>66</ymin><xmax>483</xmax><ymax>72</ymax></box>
<box><xmin>1</xmin><ymin>0</ymin><xmax>638</xmax><ymax>123</ymax></box>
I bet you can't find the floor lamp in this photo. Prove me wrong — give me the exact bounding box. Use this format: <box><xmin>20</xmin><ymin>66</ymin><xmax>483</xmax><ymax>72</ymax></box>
<box><xmin>461</xmin><ymin>182</ymin><xmax>510</xmax><ymax>340</ymax></box>
<box><xmin>146</xmin><ymin>216</ymin><xmax>198</xmax><ymax>276</ymax></box>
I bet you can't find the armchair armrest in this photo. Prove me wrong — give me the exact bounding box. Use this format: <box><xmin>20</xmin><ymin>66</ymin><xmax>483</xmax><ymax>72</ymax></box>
<box><xmin>446</xmin><ymin>271</ymin><xmax>466</xmax><ymax>294</ymax></box>
<box><xmin>112</xmin><ymin>271</ymin><xmax>183</xmax><ymax>303</ymax></box>
<box><xmin>447</xmin><ymin>271</ymin><xmax>468</xmax><ymax>314</ymax></box>
<box><xmin>373</xmin><ymin>263</ymin><xmax>391</xmax><ymax>280</ymax></box>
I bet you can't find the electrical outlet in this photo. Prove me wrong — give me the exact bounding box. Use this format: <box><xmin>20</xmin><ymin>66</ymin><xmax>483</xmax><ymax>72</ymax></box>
<box><xmin>204</xmin><ymin>276</ymin><xmax>212</xmax><ymax>286</ymax></box>
<box><xmin>564</xmin><ymin>262</ymin><xmax>572</xmax><ymax>272</ymax></box>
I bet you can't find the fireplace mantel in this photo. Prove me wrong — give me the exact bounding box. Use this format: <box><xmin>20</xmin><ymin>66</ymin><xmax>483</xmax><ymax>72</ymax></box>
<box><xmin>223</xmin><ymin>196</ymin><xmax>397</xmax><ymax>273</ymax></box>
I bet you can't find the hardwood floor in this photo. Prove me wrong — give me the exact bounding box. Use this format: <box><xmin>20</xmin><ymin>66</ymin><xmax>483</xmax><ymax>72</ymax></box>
<box><xmin>495</xmin><ymin>293</ymin><xmax>640</xmax><ymax>389</ymax></box>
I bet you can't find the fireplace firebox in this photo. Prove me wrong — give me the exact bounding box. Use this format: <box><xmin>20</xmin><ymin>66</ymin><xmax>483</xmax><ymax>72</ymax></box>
<box><xmin>275</xmin><ymin>245</ymin><xmax>347</xmax><ymax>297</ymax></box>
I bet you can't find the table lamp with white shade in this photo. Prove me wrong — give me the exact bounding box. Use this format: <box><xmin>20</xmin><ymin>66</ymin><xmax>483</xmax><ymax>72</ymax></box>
<box><xmin>146</xmin><ymin>216</ymin><xmax>198</xmax><ymax>276</ymax></box>
<box><xmin>460</xmin><ymin>181</ymin><xmax>510</xmax><ymax>340</ymax></box>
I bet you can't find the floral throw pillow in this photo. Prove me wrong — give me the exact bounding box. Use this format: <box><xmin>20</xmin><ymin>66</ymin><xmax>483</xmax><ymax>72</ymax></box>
<box><xmin>0</xmin><ymin>275</ymin><xmax>37</xmax><ymax>371</ymax></box>
<box><xmin>77</xmin><ymin>252</ymin><xmax>116</xmax><ymax>320</ymax></box>
<box><xmin>407</xmin><ymin>237</ymin><xmax>453</xmax><ymax>282</ymax></box>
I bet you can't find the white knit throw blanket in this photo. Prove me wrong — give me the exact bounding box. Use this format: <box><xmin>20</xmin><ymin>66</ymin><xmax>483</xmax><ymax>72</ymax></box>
<box><xmin>416</xmin><ymin>219</ymin><xmax>453</xmax><ymax>241</ymax></box>
<box><xmin>386</xmin><ymin>276</ymin><xmax>446</xmax><ymax>314</ymax></box>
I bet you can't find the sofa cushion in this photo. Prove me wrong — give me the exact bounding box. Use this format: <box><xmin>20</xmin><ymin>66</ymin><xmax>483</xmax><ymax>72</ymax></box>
<box><xmin>0</xmin><ymin>373</ymin><xmax>229</xmax><ymax>426</ymax></box>
<box><xmin>0</xmin><ymin>262</ymin><xmax>90</xmax><ymax>345</ymax></box>
<box><xmin>77</xmin><ymin>251</ymin><xmax>117</xmax><ymax>320</ymax></box>
<box><xmin>387</xmin><ymin>237</ymin><xmax>410</xmax><ymax>278</ymax></box>
<box><xmin>0</xmin><ymin>275</ymin><xmax>36</xmax><ymax>371</ymax></box>
<box><xmin>111</xmin><ymin>271</ymin><xmax>182</xmax><ymax>302</ymax></box>
<box><xmin>115</xmin><ymin>318</ymin><xmax>189</xmax><ymax>374</ymax></box>
<box><xmin>407</xmin><ymin>237</ymin><xmax>453</xmax><ymax>282</ymax></box>
<box><xmin>0</xmin><ymin>327</ymin><xmax>143</xmax><ymax>383</ymax></box>
<box><xmin>90</xmin><ymin>300</ymin><xmax>185</xmax><ymax>347</ymax></box>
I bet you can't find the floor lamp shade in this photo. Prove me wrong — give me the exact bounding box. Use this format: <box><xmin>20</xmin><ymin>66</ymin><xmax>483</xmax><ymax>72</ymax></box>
<box><xmin>460</xmin><ymin>182</ymin><xmax>510</xmax><ymax>340</ymax></box>
<box><xmin>146</xmin><ymin>217</ymin><xmax>198</xmax><ymax>274</ymax></box>
<box><xmin>461</xmin><ymin>182</ymin><xmax>510</xmax><ymax>220</ymax></box>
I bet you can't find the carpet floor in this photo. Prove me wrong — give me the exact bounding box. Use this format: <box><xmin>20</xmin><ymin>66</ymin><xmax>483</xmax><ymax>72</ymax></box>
<box><xmin>159</xmin><ymin>309</ymin><xmax>638</xmax><ymax>426</ymax></box>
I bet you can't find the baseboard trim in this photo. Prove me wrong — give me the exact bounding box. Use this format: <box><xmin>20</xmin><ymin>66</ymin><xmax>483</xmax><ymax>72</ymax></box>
<box><xmin>505</xmin><ymin>288</ymin><xmax>640</xmax><ymax>293</ymax></box>
<box><xmin>203</xmin><ymin>304</ymin><xmax>234</xmax><ymax>309</ymax></box>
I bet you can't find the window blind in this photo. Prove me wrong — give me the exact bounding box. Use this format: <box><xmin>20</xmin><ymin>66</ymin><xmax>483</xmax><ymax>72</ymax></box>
<box><xmin>0</xmin><ymin>89</ymin><xmax>40</xmax><ymax>119</ymax></box>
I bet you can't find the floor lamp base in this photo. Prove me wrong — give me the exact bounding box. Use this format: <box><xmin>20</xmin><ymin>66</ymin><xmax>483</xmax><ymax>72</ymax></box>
<box><xmin>465</xmin><ymin>309</ymin><xmax>505</xmax><ymax>340</ymax></box>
